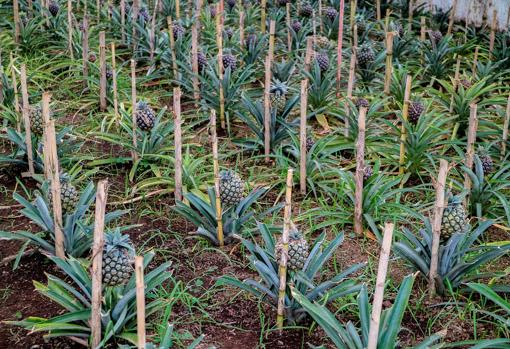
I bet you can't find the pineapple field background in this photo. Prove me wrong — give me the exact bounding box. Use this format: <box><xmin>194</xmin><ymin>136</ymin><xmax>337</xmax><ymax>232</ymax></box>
<box><xmin>1</xmin><ymin>0</ymin><xmax>510</xmax><ymax>348</ymax></box>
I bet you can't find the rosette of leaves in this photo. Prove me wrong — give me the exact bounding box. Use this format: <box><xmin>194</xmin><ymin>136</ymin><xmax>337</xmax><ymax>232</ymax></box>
<box><xmin>218</xmin><ymin>222</ymin><xmax>364</xmax><ymax>325</ymax></box>
<box><xmin>304</xmin><ymin>59</ymin><xmax>336</xmax><ymax>110</ymax></box>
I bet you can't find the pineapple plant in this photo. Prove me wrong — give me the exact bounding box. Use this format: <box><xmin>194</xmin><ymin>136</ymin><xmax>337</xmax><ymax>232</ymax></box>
<box><xmin>357</xmin><ymin>44</ymin><xmax>375</xmax><ymax>67</ymax></box>
<box><xmin>209</xmin><ymin>5</ymin><xmax>217</xmax><ymax>17</ymax></box>
<box><xmin>224</xmin><ymin>27</ymin><xmax>234</xmax><ymax>40</ymax></box>
<box><xmin>102</xmin><ymin>230</ymin><xmax>135</xmax><ymax>287</ymax></box>
<box><xmin>408</xmin><ymin>101</ymin><xmax>424</xmax><ymax>124</ymax></box>
<box><xmin>477</xmin><ymin>146</ymin><xmax>493</xmax><ymax>174</ymax></box>
<box><xmin>135</xmin><ymin>101</ymin><xmax>156</xmax><ymax>131</ymax></box>
<box><xmin>441</xmin><ymin>193</ymin><xmax>468</xmax><ymax>240</ymax></box>
<box><xmin>315</xmin><ymin>51</ymin><xmax>329</xmax><ymax>71</ymax></box>
<box><xmin>29</xmin><ymin>104</ymin><xmax>44</xmax><ymax>135</ymax></box>
<box><xmin>275</xmin><ymin>224</ymin><xmax>309</xmax><ymax>271</ymax></box>
<box><xmin>139</xmin><ymin>6</ymin><xmax>150</xmax><ymax>22</ymax></box>
<box><xmin>459</xmin><ymin>78</ymin><xmax>472</xmax><ymax>89</ymax></box>
<box><xmin>219</xmin><ymin>170</ymin><xmax>245</xmax><ymax>206</ymax></box>
<box><xmin>315</xmin><ymin>35</ymin><xmax>330</xmax><ymax>49</ymax></box>
<box><xmin>270</xmin><ymin>81</ymin><xmax>288</xmax><ymax>113</ymax></box>
<box><xmin>299</xmin><ymin>2</ymin><xmax>313</xmax><ymax>17</ymax></box>
<box><xmin>48</xmin><ymin>1</ymin><xmax>59</xmax><ymax>16</ymax></box>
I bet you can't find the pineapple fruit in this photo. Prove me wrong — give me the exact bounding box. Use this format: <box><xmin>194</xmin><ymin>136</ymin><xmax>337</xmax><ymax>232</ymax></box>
<box><xmin>441</xmin><ymin>194</ymin><xmax>468</xmax><ymax>239</ymax></box>
<box><xmin>275</xmin><ymin>224</ymin><xmax>309</xmax><ymax>271</ymax></box>
<box><xmin>357</xmin><ymin>44</ymin><xmax>375</xmax><ymax>67</ymax></box>
<box><xmin>219</xmin><ymin>170</ymin><xmax>245</xmax><ymax>206</ymax></box>
<box><xmin>299</xmin><ymin>2</ymin><xmax>313</xmax><ymax>17</ymax></box>
<box><xmin>324</xmin><ymin>7</ymin><xmax>337</xmax><ymax>21</ymax></box>
<box><xmin>102</xmin><ymin>230</ymin><xmax>135</xmax><ymax>287</ymax></box>
<box><xmin>408</xmin><ymin>101</ymin><xmax>424</xmax><ymax>124</ymax></box>
<box><xmin>136</xmin><ymin>101</ymin><xmax>156</xmax><ymax>131</ymax></box>
<box><xmin>29</xmin><ymin>105</ymin><xmax>45</xmax><ymax>136</ymax></box>
<box><xmin>477</xmin><ymin>147</ymin><xmax>493</xmax><ymax>174</ymax></box>
<box><xmin>222</xmin><ymin>53</ymin><xmax>237</xmax><ymax>71</ymax></box>
<box><xmin>48</xmin><ymin>174</ymin><xmax>79</xmax><ymax>213</ymax></box>
<box><xmin>270</xmin><ymin>81</ymin><xmax>288</xmax><ymax>113</ymax></box>
<box><xmin>315</xmin><ymin>52</ymin><xmax>329</xmax><ymax>71</ymax></box>
<box><xmin>48</xmin><ymin>1</ymin><xmax>59</xmax><ymax>16</ymax></box>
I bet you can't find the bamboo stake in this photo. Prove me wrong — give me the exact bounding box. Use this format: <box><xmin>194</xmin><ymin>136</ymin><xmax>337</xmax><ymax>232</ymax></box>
<box><xmin>263</xmin><ymin>55</ymin><xmax>272</xmax><ymax>163</ymax></box>
<box><xmin>97</xmin><ymin>0</ymin><xmax>101</xmax><ymax>22</ymax></box>
<box><xmin>366</xmin><ymin>222</ymin><xmax>394</xmax><ymax>349</ymax></box>
<box><xmin>111</xmin><ymin>43</ymin><xmax>119</xmax><ymax>119</ymax></box>
<box><xmin>384</xmin><ymin>31</ymin><xmax>394</xmax><ymax>95</ymax></box>
<box><xmin>472</xmin><ymin>46</ymin><xmax>479</xmax><ymax>75</ymax></box>
<box><xmin>399</xmin><ymin>75</ymin><xmax>412</xmax><ymax>175</ymax></box>
<box><xmin>349</xmin><ymin>0</ymin><xmax>356</xmax><ymax>44</ymax></box>
<box><xmin>429</xmin><ymin>159</ymin><xmax>449</xmax><ymax>298</ymax></box>
<box><xmin>99</xmin><ymin>31</ymin><xmax>107</xmax><ymax>112</ymax></box>
<box><xmin>299</xmin><ymin>79</ymin><xmax>308</xmax><ymax>194</ymax></box>
<box><xmin>268</xmin><ymin>20</ymin><xmax>276</xmax><ymax>63</ymax></box>
<box><xmin>82</xmin><ymin>14</ymin><xmax>89</xmax><ymax>89</ymax></box>
<box><xmin>240</xmin><ymin>11</ymin><xmax>245</xmax><ymax>47</ymax></box>
<box><xmin>121</xmin><ymin>0</ymin><xmax>126</xmax><ymax>42</ymax></box>
<box><xmin>407</xmin><ymin>0</ymin><xmax>413</xmax><ymax>32</ymax></box>
<box><xmin>304</xmin><ymin>37</ymin><xmax>313</xmax><ymax>73</ymax></box>
<box><xmin>90</xmin><ymin>180</ymin><xmax>108</xmax><ymax>349</ymax></box>
<box><xmin>13</xmin><ymin>0</ymin><xmax>20</xmax><ymax>45</ymax></box>
<box><xmin>345</xmin><ymin>47</ymin><xmax>356</xmax><ymax>137</ymax></box>
<box><xmin>191</xmin><ymin>0</ymin><xmax>201</xmax><ymax>103</ymax></box>
<box><xmin>502</xmin><ymin>95</ymin><xmax>510</xmax><ymax>159</ymax></box>
<box><xmin>336</xmin><ymin>0</ymin><xmax>345</xmax><ymax>97</ymax></box>
<box><xmin>447</xmin><ymin>0</ymin><xmax>457</xmax><ymax>36</ymax></box>
<box><xmin>286</xmin><ymin>4</ymin><xmax>291</xmax><ymax>52</ymax></box>
<box><xmin>210</xmin><ymin>110</ymin><xmax>224</xmax><ymax>247</ymax></box>
<box><xmin>215</xmin><ymin>6</ymin><xmax>225</xmax><ymax>129</ymax></box>
<box><xmin>354</xmin><ymin>106</ymin><xmax>367</xmax><ymax>236</ymax></box>
<box><xmin>167</xmin><ymin>17</ymin><xmax>178</xmax><ymax>80</ymax></box>
<box><xmin>276</xmin><ymin>167</ymin><xmax>294</xmax><ymax>330</ymax></box>
<box><xmin>176</xmin><ymin>0</ymin><xmax>181</xmax><ymax>19</ymax></box>
<box><xmin>132</xmin><ymin>0</ymin><xmax>140</xmax><ymax>51</ymax></box>
<box><xmin>67</xmin><ymin>0</ymin><xmax>73</xmax><ymax>59</ymax></box>
<box><xmin>489</xmin><ymin>9</ymin><xmax>497</xmax><ymax>58</ymax></box>
<box><xmin>376</xmin><ymin>0</ymin><xmax>381</xmax><ymax>21</ymax></box>
<box><xmin>131</xmin><ymin>60</ymin><xmax>139</xmax><ymax>162</ymax></box>
<box><xmin>463</xmin><ymin>104</ymin><xmax>478</xmax><ymax>192</ymax></box>
<box><xmin>260</xmin><ymin>0</ymin><xmax>267</xmax><ymax>32</ymax></box>
<box><xmin>174</xmin><ymin>87</ymin><xmax>183</xmax><ymax>202</ymax></box>
<box><xmin>135</xmin><ymin>256</ymin><xmax>146</xmax><ymax>349</ymax></box>
<box><xmin>149</xmin><ymin>0</ymin><xmax>159</xmax><ymax>62</ymax></box>
<box><xmin>20</xmin><ymin>64</ymin><xmax>35</xmax><ymax>177</ymax></box>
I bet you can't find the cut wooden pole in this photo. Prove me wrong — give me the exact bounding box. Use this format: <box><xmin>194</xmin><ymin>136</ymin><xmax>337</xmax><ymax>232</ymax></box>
<box><xmin>121</xmin><ymin>0</ymin><xmax>126</xmax><ymax>42</ymax></box>
<box><xmin>111</xmin><ymin>43</ymin><xmax>119</xmax><ymax>119</ymax></box>
<box><xmin>240</xmin><ymin>11</ymin><xmax>245</xmax><ymax>47</ymax></box>
<box><xmin>191</xmin><ymin>0</ymin><xmax>201</xmax><ymax>103</ymax></box>
<box><xmin>447</xmin><ymin>0</ymin><xmax>457</xmax><ymax>36</ymax></box>
<box><xmin>502</xmin><ymin>94</ymin><xmax>510</xmax><ymax>159</ymax></box>
<box><xmin>318</xmin><ymin>0</ymin><xmax>323</xmax><ymax>34</ymax></box>
<box><xmin>176</xmin><ymin>0</ymin><xmax>181</xmax><ymax>19</ymax></box>
<box><xmin>96</xmin><ymin>0</ymin><xmax>101</xmax><ymax>22</ymax></box>
<box><xmin>215</xmin><ymin>6</ymin><xmax>225</xmax><ymax>129</ymax></box>
<box><xmin>135</xmin><ymin>256</ymin><xmax>146</xmax><ymax>349</ymax></box>
<box><xmin>472</xmin><ymin>46</ymin><xmax>479</xmax><ymax>75</ymax></box>
<box><xmin>131</xmin><ymin>60</ymin><xmax>139</xmax><ymax>162</ymax></box>
<box><xmin>67</xmin><ymin>0</ymin><xmax>73</xmax><ymax>59</ymax></box>
<box><xmin>20</xmin><ymin>64</ymin><xmax>35</xmax><ymax>177</ymax></box>
<box><xmin>345</xmin><ymin>47</ymin><xmax>356</xmax><ymax>137</ymax></box>
<box><xmin>399</xmin><ymin>75</ymin><xmax>412</xmax><ymax>175</ymax></box>
<box><xmin>286</xmin><ymin>4</ymin><xmax>291</xmax><ymax>51</ymax></box>
<box><xmin>304</xmin><ymin>37</ymin><xmax>314</xmax><ymax>73</ymax></box>
<box><xmin>354</xmin><ymin>106</ymin><xmax>367</xmax><ymax>236</ymax></box>
<box><xmin>336</xmin><ymin>0</ymin><xmax>345</xmax><ymax>98</ymax></box>
<box><xmin>376</xmin><ymin>0</ymin><xmax>381</xmax><ymax>21</ymax></box>
<box><xmin>366</xmin><ymin>222</ymin><xmax>395</xmax><ymax>349</ymax></box>
<box><xmin>299</xmin><ymin>79</ymin><xmax>308</xmax><ymax>194</ymax></box>
<box><xmin>210</xmin><ymin>110</ymin><xmax>224</xmax><ymax>247</ymax></box>
<box><xmin>82</xmin><ymin>14</ymin><xmax>89</xmax><ymax>89</ymax></box>
<box><xmin>463</xmin><ymin>104</ymin><xmax>478</xmax><ymax>192</ymax></box>
<box><xmin>132</xmin><ymin>0</ymin><xmax>140</xmax><ymax>51</ymax></box>
<box><xmin>90</xmin><ymin>179</ymin><xmax>108</xmax><ymax>349</ymax></box>
<box><xmin>13</xmin><ymin>0</ymin><xmax>20</xmax><ymax>45</ymax></box>
<box><xmin>174</xmin><ymin>87</ymin><xmax>183</xmax><ymax>202</ymax></box>
<box><xmin>420</xmin><ymin>17</ymin><xmax>426</xmax><ymax>41</ymax></box>
<box><xmin>99</xmin><ymin>31</ymin><xmax>107</xmax><ymax>112</ymax></box>
<box><xmin>268</xmin><ymin>20</ymin><xmax>276</xmax><ymax>62</ymax></box>
<box><xmin>260</xmin><ymin>0</ymin><xmax>267</xmax><ymax>32</ymax></box>
<box><xmin>167</xmin><ymin>17</ymin><xmax>178</xmax><ymax>80</ymax></box>
<box><xmin>384</xmin><ymin>31</ymin><xmax>394</xmax><ymax>95</ymax></box>
<box><xmin>349</xmin><ymin>0</ymin><xmax>356</xmax><ymax>44</ymax></box>
<box><xmin>263</xmin><ymin>55</ymin><xmax>272</xmax><ymax>163</ymax></box>
<box><xmin>149</xmin><ymin>0</ymin><xmax>159</xmax><ymax>62</ymax></box>
<box><xmin>428</xmin><ymin>159</ymin><xmax>449</xmax><ymax>298</ymax></box>
<box><xmin>449</xmin><ymin>55</ymin><xmax>461</xmax><ymax>112</ymax></box>
<box><xmin>276</xmin><ymin>167</ymin><xmax>294</xmax><ymax>330</ymax></box>
<box><xmin>489</xmin><ymin>9</ymin><xmax>497</xmax><ymax>58</ymax></box>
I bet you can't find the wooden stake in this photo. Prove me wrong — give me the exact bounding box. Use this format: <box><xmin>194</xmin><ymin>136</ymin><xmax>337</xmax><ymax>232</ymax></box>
<box><xmin>67</xmin><ymin>0</ymin><xmax>73</xmax><ymax>59</ymax></box>
<box><xmin>376</xmin><ymin>0</ymin><xmax>381</xmax><ymax>21</ymax></box>
<box><xmin>260</xmin><ymin>0</ymin><xmax>267</xmax><ymax>32</ymax></box>
<box><xmin>428</xmin><ymin>159</ymin><xmax>449</xmax><ymax>298</ymax></box>
<box><xmin>263</xmin><ymin>55</ymin><xmax>272</xmax><ymax>163</ymax></box>
<box><xmin>384</xmin><ymin>31</ymin><xmax>394</xmax><ymax>95</ymax></box>
<box><xmin>366</xmin><ymin>222</ymin><xmax>395</xmax><ymax>349</ymax></box>
<box><xmin>304</xmin><ymin>37</ymin><xmax>314</xmax><ymax>73</ymax></box>
<box><xmin>167</xmin><ymin>17</ymin><xmax>178</xmax><ymax>80</ymax></box>
<box><xmin>82</xmin><ymin>14</ymin><xmax>89</xmax><ymax>89</ymax></box>
<box><xmin>135</xmin><ymin>256</ymin><xmax>146</xmax><ymax>349</ymax></box>
<box><xmin>463</xmin><ymin>104</ymin><xmax>478</xmax><ymax>192</ymax></box>
<box><xmin>349</xmin><ymin>0</ymin><xmax>356</xmax><ymax>44</ymax></box>
<box><xmin>268</xmin><ymin>20</ymin><xmax>276</xmax><ymax>62</ymax></box>
<box><xmin>13</xmin><ymin>0</ymin><xmax>20</xmax><ymax>45</ymax></box>
<box><xmin>111</xmin><ymin>43</ymin><xmax>119</xmax><ymax>119</ymax></box>
<box><xmin>399</xmin><ymin>75</ymin><xmax>412</xmax><ymax>175</ymax></box>
<box><xmin>96</xmin><ymin>0</ymin><xmax>101</xmax><ymax>22</ymax></box>
<box><xmin>20</xmin><ymin>64</ymin><xmax>35</xmax><ymax>176</ymax></box>
<box><xmin>240</xmin><ymin>11</ymin><xmax>245</xmax><ymax>47</ymax></box>
<box><xmin>131</xmin><ymin>60</ymin><xmax>139</xmax><ymax>162</ymax></box>
<box><xmin>149</xmin><ymin>0</ymin><xmax>159</xmax><ymax>62</ymax></box>
<box><xmin>174</xmin><ymin>87</ymin><xmax>183</xmax><ymax>202</ymax></box>
<box><xmin>299</xmin><ymin>79</ymin><xmax>308</xmax><ymax>194</ymax></box>
<box><xmin>28</xmin><ymin>0</ymin><xmax>33</xmax><ymax>18</ymax></box>
<box><xmin>99</xmin><ymin>31</ymin><xmax>107</xmax><ymax>112</ymax></box>
<box><xmin>354</xmin><ymin>106</ymin><xmax>367</xmax><ymax>236</ymax></box>
<box><xmin>121</xmin><ymin>0</ymin><xmax>126</xmax><ymax>42</ymax></box>
<box><xmin>407</xmin><ymin>0</ymin><xmax>413</xmax><ymax>32</ymax></box>
<box><xmin>214</xmin><ymin>6</ymin><xmax>225</xmax><ymax>129</ymax></box>
<box><xmin>132</xmin><ymin>0</ymin><xmax>140</xmax><ymax>51</ymax></box>
<box><xmin>336</xmin><ymin>0</ymin><xmax>345</xmax><ymax>97</ymax></box>
<box><xmin>502</xmin><ymin>95</ymin><xmax>510</xmax><ymax>159</ymax></box>
<box><xmin>449</xmin><ymin>55</ymin><xmax>461</xmax><ymax>112</ymax></box>
<box><xmin>420</xmin><ymin>17</ymin><xmax>426</xmax><ymax>41</ymax></box>
<box><xmin>472</xmin><ymin>46</ymin><xmax>479</xmax><ymax>75</ymax></box>
<box><xmin>447</xmin><ymin>0</ymin><xmax>457</xmax><ymax>36</ymax></box>
<box><xmin>489</xmin><ymin>9</ymin><xmax>497</xmax><ymax>58</ymax></box>
<box><xmin>90</xmin><ymin>180</ymin><xmax>108</xmax><ymax>349</ymax></box>
<box><xmin>344</xmin><ymin>47</ymin><xmax>356</xmax><ymax>137</ymax></box>
<box><xmin>286</xmin><ymin>4</ymin><xmax>291</xmax><ymax>51</ymax></box>
<box><xmin>176</xmin><ymin>0</ymin><xmax>181</xmax><ymax>19</ymax></box>
<box><xmin>191</xmin><ymin>0</ymin><xmax>201</xmax><ymax>103</ymax></box>
<box><xmin>210</xmin><ymin>110</ymin><xmax>224</xmax><ymax>247</ymax></box>
<box><xmin>318</xmin><ymin>0</ymin><xmax>323</xmax><ymax>34</ymax></box>
<box><xmin>276</xmin><ymin>167</ymin><xmax>294</xmax><ymax>330</ymax></box>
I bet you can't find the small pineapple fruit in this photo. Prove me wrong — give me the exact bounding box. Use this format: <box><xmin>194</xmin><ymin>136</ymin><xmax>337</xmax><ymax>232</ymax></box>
<box><xmin>270</xmin><ymin>81</ymin><xmax>288</xmax><ymax>113</ymax></box>
<box><xmin>355</xmin><ymin>98</ymin><xmax>369</xmax><ymax>109</ymax></box>
<box><xmin>460</xmin><ymin>78</ymin><xmax>472</xmax><ymax>89</ymax></box>
<box><xmin>357</xmin><ymin>44</ymin><xmax>375</xmax><ymax>67</ymax></box>
<box><xmin>226</xmin><ymin>0</ymin><xmax>236</xmax><ymax>10</ymax></box>
<box><xmin>139</xmin><ymin>7</ymin><xmax>150</xmax><ymax>22</ymax></box>
<box><xmin>89</xmin><ymin>52</ymin><xmax>97</xmax><ymax>63</ymax></box>
<box><xmin>299</xmin><ymin>2</ymin><xmax>313</xmax><ymax>17</ymax></box>
<box><xmin>408</xmin><ymin>101</ymin><xmax>424</xmax><ymax>124</ymax></box>
<box><xmin>275</xmin><ymin>224</ymin><xmax>309</xmax><ymax>271</ymax></box>
<box><xmin>477</xmin><ymin>147</ymin><xmax>493</xmax><ymax>174</ymax></box>
<box><xmin>363</xmin><ymin>165</ymin><xmax>373</xmax><ymax>181</ymax></box>
<box><xmin>197</xmin><ymin>51</ymin><xmax>208</xmax><ymax>72</ymax></box>
<box><xmin>222</xmin><ymin>53</ymin><xmax>237</xmax><ymax>71</ymax></box>
<box><xmin>29</xmin><ymin>105</ymin><xmax>44</xmax><ymax>136</ymax></box>
<box><xmin>315</xmin><ymin>35</ymin><xmax>330</xmax><ymax>49</ymax></box>
<box><xmin>324</xmin><ymin>6</ymin><xmax>338</xmax><ymax>21</ymax></box>
<box><xmin>136</xmin><ymin>101</ymin><xmax>156</xmax><ymax>131</ymax></box>
<box><xmin>48</xmin><ymin>174</ymin><xmax>79</xmax><ymax>213</ymax></box>
<box><xmin>102</xmin><ymin>230</ymin><xmax>134</xmax><ymax>287</ymax></box>
<box><xmin>291</xmin><ymin>20</ymin><xmax>302</xmax><ymax>33</ymax></box>
<box><xmin>106</xmin><ymin>66</ymin><xmax>113</xmax><ymax>80</ymax></box>
<box><xmin>48</xmin><ymin>1</ymin><xmax>59</xmax><ymax>16</ymax></box>
<box><xmin>392</xmin><ymin>22</ymin><xmax>404</xmax><ymax>37</ymax></box>
<box><xmin>224</xmin><ymin>27</ymin><xmax>234</xmax><ymax>40</ymax></box>
<box><xmin>209</xmin><ymin>5</ymin><xmax>217</xmax><ymax>17</ymax></box>
<box><xmin>306</xmin><ymin>137</ymin><xmax>315</xmax><ymax>152</ymax></box>
<box><xmin>245</xmin><ymin>33</ymin><xmax>258</xmax><ymax>47</ymax></box>
<box><xmin>219</xmin><ymin>170</ymin><xmax>245</xmax><ymax>206</ymax></box>
<box><xmin>429</xmin><ymin>30</ymin><xmax>443</xmax><ymax>43</ymax></box>
<box><xmin>172</xmin><ymin>23</ymin><xmax>185</xmax><ymax>40</ymax></box>
<box><xmin>441</xmin><ymin>193</ymin><xmax>468</xmax><ymax>239</ymax></box>
<box><xmin>315</xmin><ymin>52</ymin><xmax>329</xmax><ymax>71</ymax></box>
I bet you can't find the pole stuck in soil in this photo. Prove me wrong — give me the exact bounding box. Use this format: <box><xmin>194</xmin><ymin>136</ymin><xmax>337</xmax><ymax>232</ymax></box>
<box><xmin>502</xmin><ymin>94</ymin><xmax>510</xmax><ymax>159</ymax></box>
<box><xmin>489</xmin><ymin>9</ymin><xmax>497</xmax><ymax>58</ymax></box>
<box><xmin>463</xmin><ymin>103</ymin><xmax>478</xmax><ymax>193</ymax></box>
<box><xmin>429</xmin><ymin>159</ymin><xmax>449</xmax><ymax>298</ymax></box>
<box><xmin>263</xmin><ymin>55</ymin><xmax>272</xmax><ymax>163</ymax></box>
<box><xmin>300</xmin><ymin>79</ymin><xmax>308</xmax><ymax>194</ymax></box>
<box><xmin>240</xmin><ymin>11</ymin><xmax>245</xmax><ymax>47</ymax></box>
<box><xmin>20</xmin><ymin>64</ymin><xmax>35</xmax><ymax>177</ymax></box>
<box><xmin>191</xmin><ymin>0</ymin><xmax>201</xmax><ymax>104</ymax></box>
<box><xmin>260</xmin><ymin>0</ymin><xmax>267</xmax><ymax>32</ymax></box>
<box><xmin>447</xmin><ymin>0</ymin><xmax>458</xmax><ymax>36</ymax></box>
<box><xmin>210</xmin><ymin>110</ymin><xmax>224</xmax><ymax>247</ymax></box>
<box><xmin>149</xmin><ymin>0</ymin><xmax>160</xmax><ymax>62</ymax></box>
<box><xmin>111</xmin><ymin>43</ymin><xmax>119</xmax><ymax>119</ymax></box>
<box><xmin>174</xmin><ymin>87</ymin><xmax>183</xmax><ymax>202</ymax></box>
<box><xmin>13</xmin><ymin>0</ymin><xmax>20</xmax><ymax>45</ymax></box>
<box><xmin>99</xmin><ymin>31</ymin><xmax>107</xmax><ymax>112</ymax></box>
<box><xmin>384</xmin><ymin>31</ymin><xmax>394</xmax><ymax>95</ymax></box>
<box><xmin>277</xmin><ymin>167</ymin><xmax>294</xmax><ymax>331</ymax></box>
<box><xmin>135</xmin><ymin>256</ymin><xmax>146</xmax><ymax>349</ymax></box>
<box><xmin>354</xmin><ymin>106</ymin><xmax>367</xmax><ymax>236</ymax></box>
<box><xmin>215</xmin><ymin>5</ymin><xmax>225</xmax><ymax>129</ymax></box>
<box><xmin>336</xmin><ymin>0</ymin><xmax>345</xmax><ymax>97</ymax></box>
<box><xmin>91</xmin><ymin>179</ymin><xmax>108</xmax><ymax>349</ymax></box>
<box><xmin>286</xmin><ymin>4</ymin><xmax>291</xmax><ymax>51</ymax></box>
<box><xmin>304</xmin><ymin>36</ymin><xmax>314</xmax><ymax>73</ymax></box>
<box><xmin>345</xmin><ymin>46</ymin><xmax>356</xmax><ymax>137</ymax></box>
<box><xmin>367</xmin><ymin>222</ymin><xmax>394</xmax><ymax>349</ymax></box>
<box><xmin>167</xmin><ymin>16</ymin><xmax>179</xmax><ymax>80</ymax></box>
<box><xmin>67</xmin><ymin>0</ymin><xmax>73</xmax><ymax>59</ymax></box>
<box><xmin>121</xmin><ymin>0</ymin><xmax>126</xmax><ymax>43</ymax></box>
<box><xmin>131</xmin><ymin>59</ymin><xmax>139</xmax><ymax>162</ymax></box>
<box><xmin>132</xmin><ymin>0</ymin><xmax>140</xmax><ymax>51</ymax></box>
<box><xmin>82</xmin><ymin>14</ymin><xmax>89</xmax><ymax>89</ymax></box>
<box><xmin>399</xmin><ymin>75</ymin><xmax>412</xmax><ymax>175</ymax></box>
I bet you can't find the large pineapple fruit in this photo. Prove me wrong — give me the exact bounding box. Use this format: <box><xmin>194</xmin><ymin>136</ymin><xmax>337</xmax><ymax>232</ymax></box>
<box><xmin>30</xmin><ymin>105</ymin><xmax>45</xmax><ymax>136</ymax></box>
<box><xmin>219</xmin><ymin>170</ymin><xmax>245</xmax><ymax>206</ymax></box>
<box><xmin>275</xmin><ymin>224</ymin><xmax>309</xmax><ymax>271</ymax></box>
<box><xmin>222</xmin><ymin>53</ymin><xmax>237</xmax><ymax>71</ymax></box>
<box><xmin>299</xmin><ymin>2</ymin><xmax>313</xmax><ymax>17</ymax></box>
<box><xmin>136</xmin><ymin>101</ymin><xmax>156</xmax><ymax>131</ymax></box>
<box><xmin>102</xmin><ymin>230</ymin><xmax>135</xmax><ymax>287</ymax></box>
<box><xmin>441</xmin><ymin>194</ymin><xmax>468</xmax><ymax>240</ymax></box>
<box><xmin>357</xmin><ymin>44</ymin><xmax>375</xmax><ymax>67</ymax></box>
<box><xmin>270</xmin><ymin>81</ymin><xmax>288</xmax><ymax>113</ymax></box>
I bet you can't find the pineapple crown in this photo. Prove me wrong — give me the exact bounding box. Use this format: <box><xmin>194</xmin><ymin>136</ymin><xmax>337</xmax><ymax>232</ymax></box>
<box><xmin>137</xmin><ymin>100</ymin><xmax>150</xmax><ymax>110</ymax></box>
<box><xmin>289</xmin><ymin>222</ymin><xmax>303</xmax><ymax>241</ymax></box>
<box><xmin>446</xmin><ymin>191</ymin><xmax>467</xmax><ymax>207</ymax></box>
<box><xmin>270</xmin><ymin>81</ymin><xmax>288</xmax><ymax>96</ymax></box>
<box><xmin>476</xmin><ymin>145</ymin><xmax>491</xmax><ymax>157</ymax></box>
<box><xmin>104</xmin><ymin>229</ymin><xmax>135</xmax><ymax>255</ymax></box>
<box><xmin>219</xmin><ymin>169</ymin><xmax>242</xmax><ymax>181</ymax></box>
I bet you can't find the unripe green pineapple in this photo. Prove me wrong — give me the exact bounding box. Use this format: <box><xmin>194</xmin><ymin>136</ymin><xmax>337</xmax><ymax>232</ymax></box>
<box><xmin>219</xmin><ymin>170</ymin><xmax>245</xmax><ymax>206</ymax></box>
<box><xmin>275</xmin><ymin>225</ymin><xmax>309</xmax><ymax>271</ymax></box>
<box><xmin>102</xmin><ymin>230</ymin><xmax>135</xmax><ymax>287</ymax></box>
<box><xmin>48</xmin><ymin>174</ymin><xmax>79</xmax><ymax>213</ymax></box>
<box><xmin>30</xmin><ymin>105</ymin><xmax>44</xmax><ymax>135</ymax></box>
<box><xmin>136</xmin><ymin>101</ymin><xmax>156</xmax><ymax>131</ymax></box>
<box><xmin>441</xmin><ymin>194</ymin><xmax>468</xmax><ymax>240</ymax></box>
<box><xmin>270</xmin><ymin>81</ymin><xmax>288</xmax><ymax>113</ymax></box>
